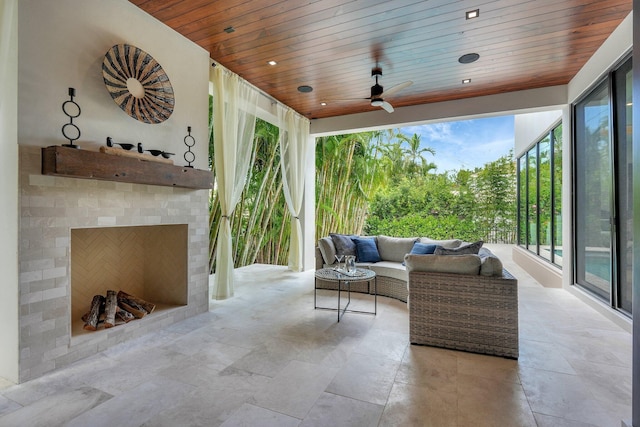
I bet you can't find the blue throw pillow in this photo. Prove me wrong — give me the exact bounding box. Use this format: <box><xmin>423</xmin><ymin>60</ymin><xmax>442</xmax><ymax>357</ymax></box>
<box><xmin>409</xmin><ymin>242</ymin><xmax>438</xmax><ymax>255</ymax></box>
<box><xmin>402</xmin><ymin>242</ymin><xmax>438</xmax><ymax>265</ymax></box>
<box><xmin>351</xmin><ymin>237</ymin><xmax>382</xmax><ymax>263</ymax></box>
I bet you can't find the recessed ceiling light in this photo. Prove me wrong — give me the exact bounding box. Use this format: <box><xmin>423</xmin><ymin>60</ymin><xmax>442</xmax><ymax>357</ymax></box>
<box><xmin>462</xmin><ymin>79</ymin><xmax>472</xmax><ymax>84</ymax></box>
<box><xmin>466</xmin><ymin>9</ymin><xmax>479</xmax><ymax>19</ymax></box>
<box><xmin>459</xmin><ymin>53</ymin><xmax>480</xmax><ymax>64</ymax></box>
<box><xmin>297</xmin><ymin>85</ymin><xmax>313</xmax><ymax>93</ymax></box>
<box><xmin>268</xmin><ymin>60</ymin><xmax>277</xmax><ymax>66</ymax></box>
<box><xmin>320</xmin><ymin>102</ymin><xmax>327</xmax><ymax>106</ymax></box>
<box><xmin>223</xmin><ymin>26</ymin><xmax>235</xmax><ymax>33</ymax></box>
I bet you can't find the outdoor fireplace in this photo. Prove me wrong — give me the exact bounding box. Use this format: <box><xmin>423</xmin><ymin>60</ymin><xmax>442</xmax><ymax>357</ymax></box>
<box><xmin>70</xmin><ymin>224</ymin><xmax>188</xmax><ymax>337</ymax></box>
<box><xmin>18</xmin><ymin>146</ymin><xmax>209</xmax><ymax>382</ymax></box>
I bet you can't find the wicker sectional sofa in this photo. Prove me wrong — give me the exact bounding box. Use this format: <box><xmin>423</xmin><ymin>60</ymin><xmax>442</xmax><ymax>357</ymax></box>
<box><xmin>315</xmin><ymin>234</ymin><xmax>519</xmax><ymax>359</ymax></box>
<box><xmin>315</xmin><ymin>235</ymin><xmax>464</xmax><ymax>303</ymax></box>
<box><xmin>405</xmin><ymin>254</ymin><xmax>519</xmax><ymax>359</ymax></box>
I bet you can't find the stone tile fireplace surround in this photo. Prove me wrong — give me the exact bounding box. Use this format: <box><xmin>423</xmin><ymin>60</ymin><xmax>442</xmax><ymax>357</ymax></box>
<box><xmin>17</xmin><ymin>146</ymin><xmax>210</xmax><ymax>382</ymax></box>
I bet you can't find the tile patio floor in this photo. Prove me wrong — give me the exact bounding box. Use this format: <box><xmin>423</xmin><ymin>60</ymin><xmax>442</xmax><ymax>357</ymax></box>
<box><xmin>0</xmin><ymin>244</ymin><xmax>632</xmax><ymax>426</ymax></box>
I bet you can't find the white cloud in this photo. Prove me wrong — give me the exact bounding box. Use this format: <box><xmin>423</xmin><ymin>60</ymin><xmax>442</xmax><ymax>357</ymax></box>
<box><xmin>398</xmin><ymin>116</ymin><xmax>514</xmax><ymax>172</ymax></box>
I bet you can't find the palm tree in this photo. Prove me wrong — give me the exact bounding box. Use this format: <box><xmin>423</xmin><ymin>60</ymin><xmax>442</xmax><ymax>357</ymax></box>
<box><xmin>397</xmin><ymin>133</ymin><xmax>436</xmax><ymax>176</ymax></box>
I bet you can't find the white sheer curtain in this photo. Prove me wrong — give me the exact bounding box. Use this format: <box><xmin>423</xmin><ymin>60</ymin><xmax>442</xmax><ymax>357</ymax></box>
<box><xmin>211</xmin><ymin>66</ymin><xmax>258</xmax><ymax>299</ymax></box>
<box><xmin>0</xmin><ymin>0</ymin><xmax>17</xmax><ymax>114</ymax></box>
<box><xmin>278</xmin><ymin>106</ymin><xmax>310</xmax><ymax>271</ymax></box>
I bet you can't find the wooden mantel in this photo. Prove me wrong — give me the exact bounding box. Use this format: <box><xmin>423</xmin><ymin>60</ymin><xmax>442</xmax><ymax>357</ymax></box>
<box><xmin>41</xmin><ymin>145</ymin><xmax>212</xmax><ymax>189</ymax></box>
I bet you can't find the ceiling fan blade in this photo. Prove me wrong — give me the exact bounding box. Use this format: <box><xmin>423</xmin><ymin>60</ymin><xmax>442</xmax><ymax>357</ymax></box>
<box><xmin>380</xmin><ymin>80</ymin><xmax>413</xmax><ymax>98</ymax></box>
<box><xmin>380</xmin><ymin>101</ymin><xmax>394</xmax><ymax>113</ymax></box>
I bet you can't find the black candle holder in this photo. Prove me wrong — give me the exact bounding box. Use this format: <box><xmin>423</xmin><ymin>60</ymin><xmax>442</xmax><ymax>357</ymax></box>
<box><xmin>61</xmin><ymin>87</ymin><xmax>81</xmax><ymax>148</ymax></box>
<box><xmin>183</xmin><ymin>126</ymin><xmax>196</xmax><ymax>168</ymax></box>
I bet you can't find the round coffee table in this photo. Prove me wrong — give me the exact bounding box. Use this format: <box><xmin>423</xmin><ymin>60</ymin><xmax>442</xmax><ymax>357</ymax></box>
<box><xmin>314</xmin><ymin>268</ymin><xmax>377</xmax><ymax>322</ymax></box>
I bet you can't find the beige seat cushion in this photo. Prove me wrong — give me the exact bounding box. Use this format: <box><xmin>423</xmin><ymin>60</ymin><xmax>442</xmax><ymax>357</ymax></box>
<box><xmin>368</xmin><ymin>261</ymin><xmax>407</xmax><ymax>282</ymax></box>
<box><xmin>377</xmin><ymin>235</ymin><xmax>417</xmax><ymax>263</ymax></box>
<box><xmin>405</xmin><ymin>254</ymin><xmax>481</xmax><ymax>275</ymax></box>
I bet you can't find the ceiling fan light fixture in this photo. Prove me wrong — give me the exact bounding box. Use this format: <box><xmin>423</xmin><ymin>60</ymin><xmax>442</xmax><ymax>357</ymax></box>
<box><xmin>459</xmin><ymin>53</ymin><xmax>480</xmax><ymax>64</ymax></box>
<box><xmin>371</xmin><ymin>98</ymin><xmax>384</xmax><ymax>107</ymax></box>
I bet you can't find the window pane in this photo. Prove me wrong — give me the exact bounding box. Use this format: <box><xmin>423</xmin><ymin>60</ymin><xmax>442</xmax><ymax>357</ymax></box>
<box><xmin>538</xmin><ymin>136</ymin><xmax>552</xmax><ymax>261</ymax></box>
<box><xmin>553</xmin><ymin>124</ymin><xmax>563</xmax><ymax>267</ymax></box>
<box><xmin>518</xmin><ymin>156</ymin><xmax>527</xmax><ymax>246</ymax></box>
<box><xmin>527</xmin><ymin>146</ymin><xmax>538</xmax><ymax>252</ymax></box>
<box><xmin>615</xmin><ymin>58</ymin><xmax>632</xmax><ymax>313</ymax></box>
<box><xmin>575</xmin><ymin>81</ymin><xmax>612</xmax><ymax>301</ymax></box>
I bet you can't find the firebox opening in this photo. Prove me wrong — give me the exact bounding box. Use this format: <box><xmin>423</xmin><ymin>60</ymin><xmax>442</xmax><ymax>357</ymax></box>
<box><xmin>70</xmin><ymin>224</ymin><xmax>188</xmax><ymax>337</ymax></box>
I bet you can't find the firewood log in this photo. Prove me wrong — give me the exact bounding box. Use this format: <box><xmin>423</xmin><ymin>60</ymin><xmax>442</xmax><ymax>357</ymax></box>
<box><xmin>115</xmin><ymin>306</ymin><xmax>135</xmax><ymax>323</ymax></box>
<box><xmin>104</xmin><ymin>290</ymin><xmax>118</xmax><ymax>328</ymax></box>
<box><xmin>117</xmin><ymin>291</ymin><xmax>156</xmax><ymax>314</ymax></box>
<box><xmin>81</xmin><ymin>314</ymin><xmax>105</xmax><ymax>326</ymax></box>
<box><xmin>118</xmin><ymin>301</ymin><xmax>147</xmax><ymax>319</ymax></box>
<box><xmin>83</xmin><ymin>295</ymin><xmax>105</xmax><ymax>331</ymax></box>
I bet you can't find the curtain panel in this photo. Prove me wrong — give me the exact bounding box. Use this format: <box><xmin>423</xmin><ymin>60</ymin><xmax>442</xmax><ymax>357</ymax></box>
<box><xmin>211</xmin><ymin>66</ymin><xmax>258</xmax><ymax>299</ymax></box>
<box><xmin>278</xmin><ymin>106</ymin><xmax>310</xmax><ymax>271</ymax></box>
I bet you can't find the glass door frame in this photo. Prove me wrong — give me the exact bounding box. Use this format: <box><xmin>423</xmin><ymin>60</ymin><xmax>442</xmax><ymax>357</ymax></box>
<box><xmin>571</xmin><ymin>53</ymin><xmax>632</xmax><ymax>315</ymax></box>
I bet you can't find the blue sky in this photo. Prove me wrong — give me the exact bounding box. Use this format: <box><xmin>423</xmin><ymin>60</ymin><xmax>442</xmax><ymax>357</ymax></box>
<box><xmin>398</xmin><ymin>115</ymin><xmax>515</xmax><ymax>172</ymax></box>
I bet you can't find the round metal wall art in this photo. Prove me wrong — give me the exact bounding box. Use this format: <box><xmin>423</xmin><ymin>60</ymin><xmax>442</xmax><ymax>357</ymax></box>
<box><xmin>102</xmin><ymin>44</ymin><xmax>174</xmax><ymax>124</ymax></box>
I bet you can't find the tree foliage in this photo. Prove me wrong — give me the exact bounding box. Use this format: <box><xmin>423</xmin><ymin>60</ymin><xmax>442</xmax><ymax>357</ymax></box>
<box><xmin>207</xmin><ymin>108</ymin><xmax>517</xmax><ymax>273</ymax></box>
<box><xmin>208</xmin><ymin>115</ymin><xmax>290</xmax><ymax>272</ymax></box>
<box><xmin>364</xmin><ymin>152</ymin><xmax>516</xmax><ymax>242</ymax></box>
<box><xmin>315</xmin><ymin>131</ymin><xmax>388</xmax><ymax>239</ymax></box>
<box><xmin>317</xmin><ymin>129</ymin><xmax>517</xmax><ymax>244</ymax></box>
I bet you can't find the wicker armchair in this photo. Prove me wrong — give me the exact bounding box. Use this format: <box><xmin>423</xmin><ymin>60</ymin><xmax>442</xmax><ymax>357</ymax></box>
<box><xmin>407</xmin><ymin>266</ymin><xmax>519</xmax><ymax>359</ymax></box>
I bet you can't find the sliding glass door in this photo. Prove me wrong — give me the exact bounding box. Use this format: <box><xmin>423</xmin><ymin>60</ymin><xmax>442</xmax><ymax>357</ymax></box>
<box><xmin>573</xmin><ymin>56</ymin><xmax>632</xmax><ymax>314</ymax></box>
<box><xmin>575</xmin><ymin>81</ymin><xmax>612</xmax><ymax>301</ymax></box>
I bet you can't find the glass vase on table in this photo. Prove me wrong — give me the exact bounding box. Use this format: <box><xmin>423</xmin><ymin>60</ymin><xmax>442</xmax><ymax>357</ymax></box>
<box><xmin>345</xmin><ymin>255</ymin><xmax>356</xmax><ymax>273</ymax></box>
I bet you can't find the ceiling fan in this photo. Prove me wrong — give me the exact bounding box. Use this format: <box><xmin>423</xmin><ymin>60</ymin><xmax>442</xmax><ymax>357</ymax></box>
<box><xmin>367</xmin><ymin>67</ymin><xmax>413</xmax><ymax>113</ymax></box>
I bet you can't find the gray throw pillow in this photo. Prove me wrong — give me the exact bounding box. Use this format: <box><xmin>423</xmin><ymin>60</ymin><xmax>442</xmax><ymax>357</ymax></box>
<box><xmin>418</xmin><ymin>237</ymin><xmax>462</xmax><ymax>249</ymax></box>
<box><xmin>330</xmin><ymin>233</ymin><xmax>357</xmax><ymax>257</ymax></box>
<box><xmin>478</xmin><ymin>247</ymin><xmax>504</xmax><ymax>276</ymax></box>
<box><xmin>377</xmin><ymin>235</ymin><xmax>418</xmax><ymax>263</ymax></box>
<box><xmin>317</xmin><ymin>237</ymin><xmax>337</xmax><ymax>265</ymax></box>
<box><xmin>434</xmin><ymin>240</ymin><xmax>483</xmax><ymax>255</ymax></box>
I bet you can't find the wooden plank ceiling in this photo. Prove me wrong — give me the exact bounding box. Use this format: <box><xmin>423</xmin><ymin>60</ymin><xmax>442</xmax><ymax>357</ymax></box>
<box><xmin>130</xmin><ymin>0</ymin><xmax>632</xmax><ymax>120</ymax></box>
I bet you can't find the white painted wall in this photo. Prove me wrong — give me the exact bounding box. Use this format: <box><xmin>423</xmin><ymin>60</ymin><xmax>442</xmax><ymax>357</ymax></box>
<box><xmin>4</xmin><ymin>0</ymin><xmax>212</xmax><ymax>382</ymax></box>
<box><xmin>0</xmin><ymin>0</ymin><xmax>19</xmax><ymax>383</ymax></box>
<box><xmin>302</xmin><ymin>135</ymin><xmax>316</xmax><ymax>270</ymax></box>
<box><xmin>513</xmin><ymin>110</ymin><xmax>562</xmax><ymax>157</ymax></box>
<box><xmin>18</xmin><ymin>0</ymin><xmax>210</xmax><ymax>169</ymax></box>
